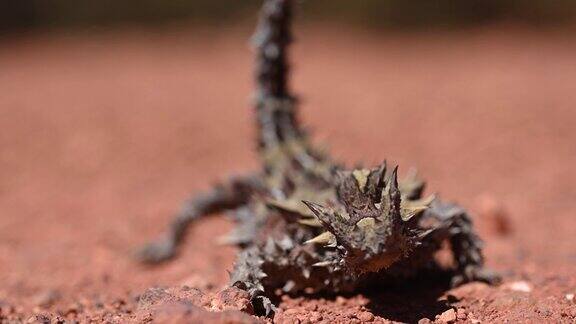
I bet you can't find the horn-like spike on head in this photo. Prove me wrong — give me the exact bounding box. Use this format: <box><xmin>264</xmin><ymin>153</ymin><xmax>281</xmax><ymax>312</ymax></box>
<box><xmin>366</xmin><ymin>161</ymin><xmax>387</xmax><ymax>202</ymax></box>
<box><xmin>378</xmin><ymin>160</ymin><xmax>387</xmax><ymax>187</ymax></box>
<box><xmin>302</xmin><ymin>200</ymin><xmax>355</xmax><ymax>249</ymax></box>
<box><xmin>301</xmin><ymin>200</ymin><xmax>336</xmax><ymax>229</ymax></box>
<box><xmin>302</xmin><ymin>200</ymin><xmax>328</xmax><ymax>218</ymax></box>
<box><xmin>389</xmin><ymin>165</ymin><xmax>399</xmax><ymax>193</ymax></box>
<box><xmin>387</xmin><ymin>166</ymin><xmax>402</xmax><ymax>224</ymax></box>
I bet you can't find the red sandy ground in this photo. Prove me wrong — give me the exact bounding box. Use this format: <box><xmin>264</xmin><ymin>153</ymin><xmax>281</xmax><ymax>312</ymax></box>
<box><xmin>0</xmin><ymin>24</ymin><xmax>575</xmax><ymax>323</ymax></box>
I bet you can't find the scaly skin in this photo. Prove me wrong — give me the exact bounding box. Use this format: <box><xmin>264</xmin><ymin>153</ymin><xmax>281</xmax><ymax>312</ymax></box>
<box><xmin>138</xmin><ymin>0</ymin><xmax>500</xmax><ymax>317</ymax></box>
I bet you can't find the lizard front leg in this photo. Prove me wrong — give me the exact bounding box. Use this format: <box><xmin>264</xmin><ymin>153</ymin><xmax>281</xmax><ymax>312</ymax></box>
<box><xmin>229</xmin><ymin>245</ymin><xmax>276</xmax><ymax>317</ymax></box>
<box><xmin>424</xmin><ymin>200</ymin><xmax>501</xmax><ymax>286</ymax></box>
<box><xmin>229</xmin><ymin>235</ymin><xmax>358</xmax><ymax>317</ymax></box>
<box><xmin>137</xmin><ymin>174</ymin><xmax>262</xmax><ymax>263</ymax></box>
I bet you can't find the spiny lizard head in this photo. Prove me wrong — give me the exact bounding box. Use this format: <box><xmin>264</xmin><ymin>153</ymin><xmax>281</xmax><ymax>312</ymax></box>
<box><xmin>303</xmin><ymin>162</ymin><xmax>433</xmax><ymax>274</ymax></box>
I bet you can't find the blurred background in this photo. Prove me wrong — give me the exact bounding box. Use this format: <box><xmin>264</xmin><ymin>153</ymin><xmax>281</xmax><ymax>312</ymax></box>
<box><xmin>3</xmin><ymin>0</ymin><xmax>576</xmax><ymax>31</ymax></box>
<box><xmin>1</xmin><ymin>0</ymin><xmax>576</xmax><ymax>320</ymax></box>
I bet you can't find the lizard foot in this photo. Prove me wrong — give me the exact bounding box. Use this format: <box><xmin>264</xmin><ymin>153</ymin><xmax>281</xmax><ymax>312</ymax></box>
<box><xmin>136</xmin><ymin>238</ymin><xmax>176</xmax><ymax>264</ymax></box>
<box><xmin>451</xmin><ymin>266</ymin><xmax>501</xmax><ymax>287</ymax></box>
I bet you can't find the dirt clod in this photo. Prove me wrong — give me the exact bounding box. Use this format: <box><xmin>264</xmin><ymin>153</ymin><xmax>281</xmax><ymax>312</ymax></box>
<box><xmin>357</xmin><ymin>311</ymin><xmax>374</xmax><ymax>322</ymax></box>
<box><xmin>27</xmin><ymin>314</ymin><xmax>46</xmax><ymax>324</ymax></box>
<box><xmin>456</xmin><ymin>308</ymin><xmax>467</xmax><ymax>320</ymax></box>
<box><xmin>309</xmin><ymin>312</ymin><xmax>323</xmax><ymax>322</ymax></box>
<box><xmin>436</xmin><ymin>308</ymin><xmax>456</xmax><ymax>323</ymax></box>
<box><xmin>211</xmin><ymin>287</ymin><xmax>253</xmax><ymax>313</ymax></box>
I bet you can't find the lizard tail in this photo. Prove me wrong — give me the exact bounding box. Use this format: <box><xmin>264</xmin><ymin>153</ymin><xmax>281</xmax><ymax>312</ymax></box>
<box><xmin>252</xmin><ymin>0</ymin><xmax>303</xmax><ymax>150</ymax></box>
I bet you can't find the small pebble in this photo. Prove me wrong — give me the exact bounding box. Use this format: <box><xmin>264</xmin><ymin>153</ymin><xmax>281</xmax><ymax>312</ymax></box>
<box><xmin>357</xmin><ymin>311</ymin><xmax>374</xmax><ymax>322</ymax></box>
<box><xmin>284</xmin><ymin>308</ymin><xmax>299</xmax><ymax>316</ymax></box>
<box><xmin>508</xmin><ymin>281</ymin><xmax>532</xmax><ymax>293</ymax></box>
<box><xmin>335</xmin><ymin>296</ymin><xmax>347</xmax><ymax>306</ymax></box>
<box><xmin>437</xmin><ymin>308</ymin><xmax>456</xmax><ymax>323</ymax></box>
<box><xmin>304</xmin><ymin>303</ymin><xmax>318</xmax><ymax>311</ymax></box>
<box><xmin>468</xmin><ymin>314</ymin><xmax>481</xmax><ymax>324</ymax></box>
<box><xmin>276</xmin><ymin>317</ymin><xmax>300</xmax><ymax>324</ymax></box>
<box><xmin>566</xmin><ymin>293</ymin><xmax>574</xmax><ymax>302</ymax></box>
<box><xmin>456</xmin><ymin>308</ymin><xmax>467</xmax><ymax>320</ymax></box>
<box><xmin>309</xmin><ymin>312</ymin><xmax>323</xmax><ymax>322</ymax></box>
<box><xmin>357</xmin><ymin>296</ymin><xmax>370</xmax><ymax>306</ymax></box>
<box><xmin>417</xmin><ymin>319</ymin><xmax>432</xmax><ymax>324</ymax></box>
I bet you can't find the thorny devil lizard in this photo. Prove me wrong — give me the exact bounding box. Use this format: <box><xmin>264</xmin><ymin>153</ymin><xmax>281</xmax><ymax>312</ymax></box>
<box><xmin>138</xmin><ymin>0</ymin><xmax>500</xmax><ymax>316</ymax></box>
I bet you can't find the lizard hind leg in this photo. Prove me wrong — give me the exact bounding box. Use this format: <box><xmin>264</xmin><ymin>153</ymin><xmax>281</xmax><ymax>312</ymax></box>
<box><xmin>425</xmin><ymin>200</ymin><xmax>501</xmax><ymax>287</ymax></box>
<box><xmin>136</xmin><ymin>175</ymin><xmax>261</xmax><ymax>264</ymax></box>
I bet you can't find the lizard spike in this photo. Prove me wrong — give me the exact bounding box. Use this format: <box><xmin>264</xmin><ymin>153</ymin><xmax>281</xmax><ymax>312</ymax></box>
<box><xmin>388</xmin><ymin>166</ymin><xmax>401</xmax><ymax>206</ymax></box>
<box><xmin>266</xmin><ymin>199</ymin><xmax>312</xmax><ymax>220</ymax></box>
<box><xmin>305</xmin><ymin>231</ymin><xmax>336</xmax><ymax>245</ymax></box>
<box><xmin>418</xmin><ymin>228</ymin><xmax>434</xmax><ymax>239</ymax></box>
<box><xmin>302</xmin><ymin>200</ymin><xmax>330</xmax><ymax>220</ymax></box>
<box><xmin>298</xmin><ymin>217</ymin><xmax>323</xmax><ymax>227</ymax></box>
<box><xmin>369</xmin><ymin>161</ymin><xmax>387</xmax><ymax>201</ymax></box>
<box><xmin>256</xmin><ymin>270</ymin><xmax>268</xmax><ymax>279</ymax></box>
<box><xmin>400</xmin><ymin>194</ymin><xmax>436</xmax><ymax>221</ymax></box>
<box><xmin>387</xmin><ymin>166</ymin><xmax>403</xmax><ymax>224</ymax></box>
<box><xmin>312</xmin><ymin>261</ymin><xmax>333</xmax><ymax>267</ymax></box>
<box><xmin>282</xmin><ymin>280</ymin><xmax>296</xmax><ymax>292</ymax></box>
<box><xmin>378</xmin><ymin>160</ymin><xmax>387</xmax><ymax>188</ymax></box>
<box><xmin>401</xmin><ymin>205</ymin><xmax>428</xmax><ymax>221</ymax></box>
<box><xmin>399</xmin><ymin>167</ymin><xmax>426</xmax><ymax>200</ymax></box>
<box><xmin>389</xmin><ymin>166</ymin><xmax>399</xmax><ymax>193</ymax></box>
<box><xmin>414</xmin><ymin>228</ymin><xmax>435</xmax><ymax>239</ymax></box>
<box><xmin>416</xmin><ymin>194</ymin><xmax>436</xmax><ymax>206</ymax></box>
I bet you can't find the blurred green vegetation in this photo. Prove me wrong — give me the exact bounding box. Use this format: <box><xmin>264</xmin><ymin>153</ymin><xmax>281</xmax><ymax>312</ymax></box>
<box><xmin>2</xmin><ymin>0</ymin><xmax>576</xmax><ymax>31</ymax></box>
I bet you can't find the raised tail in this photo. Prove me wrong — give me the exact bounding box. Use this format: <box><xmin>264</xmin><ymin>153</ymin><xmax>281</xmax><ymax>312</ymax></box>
<box><xmin>252</xmin><ymin>0</ymin><xmax>303</xmax><ymax>150</ymax></box>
